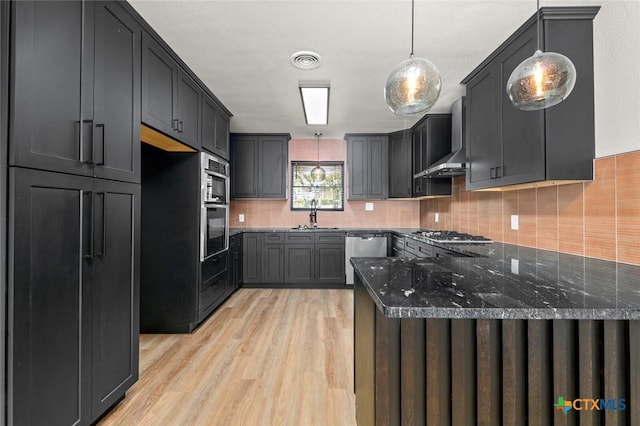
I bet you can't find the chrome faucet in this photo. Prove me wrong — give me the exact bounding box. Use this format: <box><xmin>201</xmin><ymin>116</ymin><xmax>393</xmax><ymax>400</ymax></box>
<box><xmin>309</xmin><ymin>199</ymin><xmax>318</xmax><ymax>229</ymax></box>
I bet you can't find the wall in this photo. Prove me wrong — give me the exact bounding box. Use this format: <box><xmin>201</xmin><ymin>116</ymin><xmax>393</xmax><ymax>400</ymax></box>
<box><xmin>592</xmin><ymin>1</ymin><xmax>640</xmax><ymax>157</ymax></box>
<box><xmin>420</xmin><ymin>151</ymin><xmax>640</xmax><ymax>266</ymax></box>
<box><xmin>229</xmin><ymin>138</ymin><xmax>421</xmax><ymax>229</ymax></box>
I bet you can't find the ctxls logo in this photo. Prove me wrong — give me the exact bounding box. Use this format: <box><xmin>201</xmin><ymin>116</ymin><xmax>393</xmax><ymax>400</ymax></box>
<box><xmin>554</xmin><ymin>397</ymin><xmax>626</xmax><ymax>414</ymax></box>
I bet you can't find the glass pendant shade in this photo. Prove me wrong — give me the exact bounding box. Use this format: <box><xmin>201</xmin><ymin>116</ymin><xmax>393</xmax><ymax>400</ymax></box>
<box><xmin>385</xmin><ymin>56</ymin><xmax>441</xmax><ymax>116</ymax></box>
<box><xmin>310</xmin><ymin>165</ymin><xmax>326</xmax><ymax>183</ymax></box>
<box><xmin>506</xmin><ymin>49</ymin><xmax>577</xmax><ymax>111</ymax></box>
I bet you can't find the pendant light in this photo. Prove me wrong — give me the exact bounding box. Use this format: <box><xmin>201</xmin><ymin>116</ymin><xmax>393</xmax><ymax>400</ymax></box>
<box><xmin>384</xmin><ymin>0</ymin><xmax>441</xmax><ymax>116</ymax></box>
<box><xmin>310</xmin><ymin>132</ymin><xmax>326</xmax><ymax>183</ymax></box>
<box><xmin>506</xmin><ymin>0</ymin><xmax>577</xmax><ymax>110</ymax></box>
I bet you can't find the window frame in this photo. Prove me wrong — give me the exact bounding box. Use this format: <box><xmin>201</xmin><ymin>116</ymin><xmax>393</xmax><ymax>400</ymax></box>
<box><xmin>290</xmin><ymin>161</ymin><xmax>344</xmax><ymax>211</ymax></box>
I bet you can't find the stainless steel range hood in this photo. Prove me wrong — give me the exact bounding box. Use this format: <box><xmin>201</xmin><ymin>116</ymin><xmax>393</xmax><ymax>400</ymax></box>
<box><xmin>415</xmin><ymin>97</ymin><xmax>466</xmax><ymax>178</ymax></box>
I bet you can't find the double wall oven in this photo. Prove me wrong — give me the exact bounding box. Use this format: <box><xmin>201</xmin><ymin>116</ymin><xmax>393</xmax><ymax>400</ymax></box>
<box><xmin>201</xmin><ymin>152</ymin><xmax>229</xmax><ymax>261</ymax></box>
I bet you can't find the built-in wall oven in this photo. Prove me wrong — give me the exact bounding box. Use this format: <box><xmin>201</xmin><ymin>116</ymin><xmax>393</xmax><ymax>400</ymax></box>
<box><xmin>201</xmin><ymin>152</ymin><xmax>230</xmax><ymax>261</ymax></box>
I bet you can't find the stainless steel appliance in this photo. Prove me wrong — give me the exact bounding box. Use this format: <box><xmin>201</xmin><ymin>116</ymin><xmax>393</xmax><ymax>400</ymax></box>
<box><xmin>412</xmin><ymin>229</ymin><xmax>492</xmax><ymax>244</ymax></box>
<box><xmin>201</xmin><ymin>152</ymin><xmax>230</xmax><ymax>260</ymax></box>
<box><xmin>345</xmin><ymin>232</ymin><xmax>388</xmax><ymax>284</ymax></box>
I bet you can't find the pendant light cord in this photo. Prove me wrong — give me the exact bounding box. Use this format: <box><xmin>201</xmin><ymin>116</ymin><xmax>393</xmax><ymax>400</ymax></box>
<box><xmin>410</xmin><ymin>0</ymin><xmax>415</xmax><ymax>56</ymax></box>
<box><xmin>536</xmin><ymin>0</ymin><xmax>541</xmax><ymax>51</ymax></box>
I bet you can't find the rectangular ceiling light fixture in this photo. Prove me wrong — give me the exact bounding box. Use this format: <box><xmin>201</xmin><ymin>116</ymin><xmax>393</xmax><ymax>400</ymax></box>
<box><xmin>299</xmin><ymin>82</ymin><xmax>330</xmax><ymax>125</ymax></box>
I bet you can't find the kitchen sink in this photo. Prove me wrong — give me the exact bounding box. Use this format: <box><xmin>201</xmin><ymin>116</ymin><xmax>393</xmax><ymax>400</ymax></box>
<box><xmin>290</xmin><ymin>226</ymin><xmax>339</xmax><ymax>230</ymax></box>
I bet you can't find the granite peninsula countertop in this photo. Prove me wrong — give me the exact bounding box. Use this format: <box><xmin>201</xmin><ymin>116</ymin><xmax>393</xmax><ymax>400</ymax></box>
<box><xmin>351</xmin><ymin>243</ymin><xmax>640</xmax><ymax>320</ymax></box>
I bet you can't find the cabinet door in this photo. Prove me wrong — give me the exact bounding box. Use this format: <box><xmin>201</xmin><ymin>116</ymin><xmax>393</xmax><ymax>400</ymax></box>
<box><xmin>412</xmin><ymin>128</ymin><xmax>425</xmax><ymax>196</ymax></box>
<box><xmin>9</xmin><ymin>168</ymin><xmax>93</xmax><ymax>425</ymax></box>
<box><xmin>262</xmin><ymin>244</ymin><xmax>285</xmax><ymax>283</ymax></box>
<box><xmin>423</xmin><ymin>116</ymin><xmax>452</xmax><ymax>197</ymax></box>
<box><xmin>285</xmin><ymin>244</ymin><xmax>315</xmax><ymax>284</ymax></box>
<box><xmin>389</xmin><ymin>131</ymin><xmax>412</xmax><ymax>198</ymax></box>
<box><xmin>367</xmin><ymin>135</ymin><xmax>388</xmax><ymax>199</ymax></box>
<box><xmin>347</xmin><ymin>136</ymin><xmax>367</xmax><ymax>199</ymax></box>
<box><xmin>11</xmin><ymin>1</ymin><xmax>93</xmax><ymax>176</ymax></box>
<box><xmin>466</xmin><ymin>64</ymin><xmax>501</xmax><ymax>190</ymax></box>
<box><xmin>242</xmin><ymin>233</ymin><xmax>262</xmax><ymax>283</ymax></box>
<box><xmin>231</xmin><ymin>135</ymin><xmax>259</xmax><ymax>198</ymax></box>
<box><xmin>93</xmin><ymin>1</ymin><xmax>141</xmax><ymax>183</ymax></box>
<box><xmin>90</xmin><ymin>179</ymin><xmax>140</xmax><ymax>420</ymax></box>
<box><xmin>201</xmin><ymin>94</ymin><xmax>218</xmax><ymax>154</ymax></box>
<box><xmin>258</xmin><ymin>136</ymin><xmax>288</xmax><ymax>198</ymax></box>
<box><xmin>176</xmin><ymin>69</ymin><xmax>200</xmax><ymax>148</ymax></box>
<box><xmin>499</xmin><ymin>25</ymin><xmax>545</xmax><ymax>186</ymax></box>
<box><xmin>142</xmin><ymin>32</ymin><xmax>178</xmax><ymax>137</ymax></box>
<box><xmin>316</xmin><ymin>244</ymin><xmax>346</xmax><ymax>284</ymax></box>
<box><xmin>215</xmin><ymin>110</ymin><xmax>230</xmax><ymax>160</ymax></box>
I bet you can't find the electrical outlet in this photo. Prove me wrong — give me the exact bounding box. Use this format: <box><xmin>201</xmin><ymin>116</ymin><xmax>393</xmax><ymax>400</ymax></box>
<box><xmin>511</xmin><ymin>214</ymin><xmax>519</xmax><ymax>230</ymax></box>
<box><xmin>365</xmin><ymin>202</ymin><xmax>374</xmax><ymax>211</ymax></box>
<box><xmin>435</xmin><ymin>212</ymin><xmax>439</xmax><ymax>223</ymax></box>
<box><xmin>239</xmin><ymin>214</ymin><xmax>245</xmax><ymax>223</ymax></box>
<box><xmin>511</xmin><ymin>259</ymin><xmax>519</xmax><ymax>275</ymax></box>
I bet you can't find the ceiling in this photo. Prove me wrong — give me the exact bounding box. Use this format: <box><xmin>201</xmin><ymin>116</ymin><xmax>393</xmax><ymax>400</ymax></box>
<box><xmin>128</xmin><ymin>0</ymin><xmax>591</xmax><ymax>139</ymax></box>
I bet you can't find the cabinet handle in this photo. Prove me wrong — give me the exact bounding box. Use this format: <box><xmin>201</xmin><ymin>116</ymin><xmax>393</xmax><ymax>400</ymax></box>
<box><xmin>490</xmin><ymin>167</ymin><xmax>496</xmax><ymax>179</ymax></box>
<box><xmin>83</xmin><ymin>191</ymin><xmax>94</xmax><ymax>259</ymax></box>
<box><xmin>496</xmin><ymin>166</ymin><xmax>502</xmax><ymax>178</ymax></box>
<box><xmin>81</xmin><ymin>119</ymin><xmax>94</xmax><ymax>164</ymax></box>
<box><xmin>172</xmin><ymin>118</ymin><xmax>179</xmax><ymax>131</ymax></box>
<box><xmin>96</xmin><ymin>192</ymin><xmax>106</xmax><ymax>257</ymax></box>
<box><xmin>95</xmin><ymin>124</ymin><xmax>105</xmax><ymax>166</ymax></box>
<box><xmin>178</xmin><ymin>120</ymin><xmax>184</xmax><ymax>133</ymax></box>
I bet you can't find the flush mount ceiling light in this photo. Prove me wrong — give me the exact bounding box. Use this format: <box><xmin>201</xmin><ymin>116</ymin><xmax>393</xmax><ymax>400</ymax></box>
<box><xmin>506</xmin><ymin>0</ymin><xmax>577</xmax><ymax>110</ymax></box>
<box><xmin>384</xmin><ymin>0</ymin><xmax>441</xmax><ymax>116</ymax></box>
<box><xmin>310</xmin><ymin>132</ymin><xmax>326</xmax><ymax>183</ymax></box>
<box><xmin>290</xmin><ymin>51</ymin><xmax>322</xmax><ymax>70</ymax></box>
<box><xmin>299</xmin><ymin>82</ymin><xmax>330</xmax><ymax>125</ymax></box>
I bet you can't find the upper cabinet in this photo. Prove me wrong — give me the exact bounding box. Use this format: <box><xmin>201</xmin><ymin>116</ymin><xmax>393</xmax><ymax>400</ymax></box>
<box><xmin>463</xmin><ymin>7</ymin><xmax>599</xmax><ymax>191</ymax></box>
<box><xmin>411</xmin><ymin>114</ymin><xmax>452</xmax><ymax>197</ymax></box>
<box><xmin>346</xmin><ymin>134</ymin><xmax>389</xmax><ymax>200</ymax></box>
<box><xmin>10</xmin><ymin>1</ymin><xmax>141</xmax><ymax>183</ymax></box>
<box><xmin>230</xmin><ymin>133</ymin><xmax>290</xmax><ymax>199</ymax></box>
<box><xmin>201</xmin><ymin>92</ymin><xmax>230</xmax><ymax>159</ymax></box>
<box><xmin>388</xmin><ymin>130</ymin><xmax>412</xmax><ymax>198</ymax></box>
<box><xmin>141</xmin><ymin>31</ymin><xmax>231</xmax><ymax>157</ymax></box>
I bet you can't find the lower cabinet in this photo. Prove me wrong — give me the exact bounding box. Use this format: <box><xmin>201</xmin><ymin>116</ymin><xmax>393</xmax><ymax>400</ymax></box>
<box><xmin>229</xmin><ymin>233</ymin><xmax>242</xmax><ymax>290</ymax></box>
<box><xmin>8</xmin><ymin>167</ymin><xmax>140</xmax><ymax>425</ymax></box>
<box><xmin>199</xmin><ymin>252</ymin><xmax>228</xmax><ymax>322</ymax></box>
<box><xmin>243</xmin><ymin>231</ymin><xmax>346</xmax><ymax>287</ymax></box>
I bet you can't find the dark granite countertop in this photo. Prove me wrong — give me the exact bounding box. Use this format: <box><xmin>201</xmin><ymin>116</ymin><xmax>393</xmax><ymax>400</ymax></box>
<box><xmin>351</xmin><ymin>243</ymin><xmax>640</xmax><ymax>320</ymax></box>
<box><xmin>230</xmin><ymin>227</ymin><xmax>417</xmax><ymax>236</ymax></box>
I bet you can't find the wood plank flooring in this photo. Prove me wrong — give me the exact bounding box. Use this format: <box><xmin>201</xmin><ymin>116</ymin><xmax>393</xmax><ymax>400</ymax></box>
<box><xmin>99</xmin><ymin>289</ymin><xmax>356</xmax><ymax>426</ymax></box>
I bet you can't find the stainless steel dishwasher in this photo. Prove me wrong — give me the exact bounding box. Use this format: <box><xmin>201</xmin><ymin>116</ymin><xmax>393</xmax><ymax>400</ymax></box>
<box><xmin>345</xmin><ymin>232</ymin><xmax>387</xmax><ymax>284</ymax></box>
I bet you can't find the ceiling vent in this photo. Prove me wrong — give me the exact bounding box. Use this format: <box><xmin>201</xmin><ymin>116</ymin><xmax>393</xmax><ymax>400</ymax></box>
<box><xmin>290</xmin><ymin>51</ymin><xmax>322</xmax><ymax>70</ymax></box>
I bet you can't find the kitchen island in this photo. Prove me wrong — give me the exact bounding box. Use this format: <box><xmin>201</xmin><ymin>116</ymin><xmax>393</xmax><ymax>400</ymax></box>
<box><xmin>352</xmin><ymin>244</ymin><xmax>640</xmax><ymax>425</ymax></box>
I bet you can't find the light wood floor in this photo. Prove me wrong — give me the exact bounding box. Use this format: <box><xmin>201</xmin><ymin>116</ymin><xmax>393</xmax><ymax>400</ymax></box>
<box><xmin>99</xmin><ymin>288</ymin><xmax>356</xmax><ymax>426</ymax></box>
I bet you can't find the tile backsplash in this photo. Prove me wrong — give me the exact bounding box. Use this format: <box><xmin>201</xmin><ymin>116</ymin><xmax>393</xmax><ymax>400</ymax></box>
<box><xmin>420</xmin><ymin>151</ymin><xmax>640</xmax><ymax>266</ymax></box>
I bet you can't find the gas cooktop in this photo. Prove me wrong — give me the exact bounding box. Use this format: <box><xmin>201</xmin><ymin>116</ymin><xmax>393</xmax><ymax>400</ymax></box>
<box><xmin>412</xmin><ymin>230</ymin><xmax>493</xmax><ymax>244</ymax></box>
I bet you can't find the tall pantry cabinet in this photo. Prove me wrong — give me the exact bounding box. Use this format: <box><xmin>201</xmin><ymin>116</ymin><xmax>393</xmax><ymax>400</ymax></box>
<box><xmin>6</xmin><ymin>1</ymin><xmax>141</xmax><ymax>425</ymax></box>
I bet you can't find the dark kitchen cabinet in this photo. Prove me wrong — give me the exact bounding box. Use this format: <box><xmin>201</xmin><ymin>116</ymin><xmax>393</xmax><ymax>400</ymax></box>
<box><xmin>142</xmin><ymin>32</ymin><xmax>201</xmax><ymax>150</ymax></box>
<box><xmin>229</xmin><ymin>234</ymin><xmax>243</xmax><ymax>290</ymax></box>
<box><xmin>316</xmin><ymin>244</ymin><xmax>346</xmax><ymax>284</ymax></box>
<box><xmin>89</xmin><ymin>178</ymin><xmax>140</xmax><ymax>418</ymax></box>
<box><xmin>346</xmin><ymin>134</ymin><xmax>389</xmax><ymax>200</ymax></box>
<box><xmin>176</xmin><ymin>69</ymin><xmax>201</xmax><ymax>148</ymax></box>
<box><xmin>285</xmin><ymin>244</ymin><xmax>315</xmax><ymax>284</ymax></box>
<box><xmin>411</xmin><ymin>115</ymin><xmax>452</xmax><ymax>197</ymax></box>
<box><xmin>388</xmin><ymin>130</ymin><xmax>412</xmax><ymax>198</ymax></box>
<box><xmin>242</xmin><ymin>233</ymin><xmax>263</xmax><ymax>284</ymax></box>
<box><xmin>8</xmin><ymin>167</ymin><xmax>140</xmax><ymax>425</ymax></box>
<box><xmin>11</xmin><ymin>1</ymin><xmax>141</xmax><ymax>183</ymax></box>
<box><xmin>231</xmin><ymin>133</ymin><xmax>290</xmax><ymax>199</ymax></box>
<box><xmin>285</xmin><ymin>233</ymin><xmax>315</xmax><ymax>284</ymax></box>
<box><xmin>199</xmin><ymin>252</ymin><xmax>228</xmax><ymax>322</ymax></box>
<box><xmin>201</xmin><ymin>93</ymin><xmax>230</xmax><ymax>160</ymax></box>
<box><xmin>463</xmin><ymin>7</ymin><xmax>599</xmax><ymax>190</ymax></box>
<box><xmin>262</xmin><ymin>233</ymin><xmax>285</xmax><ymax>283</ymax></box>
